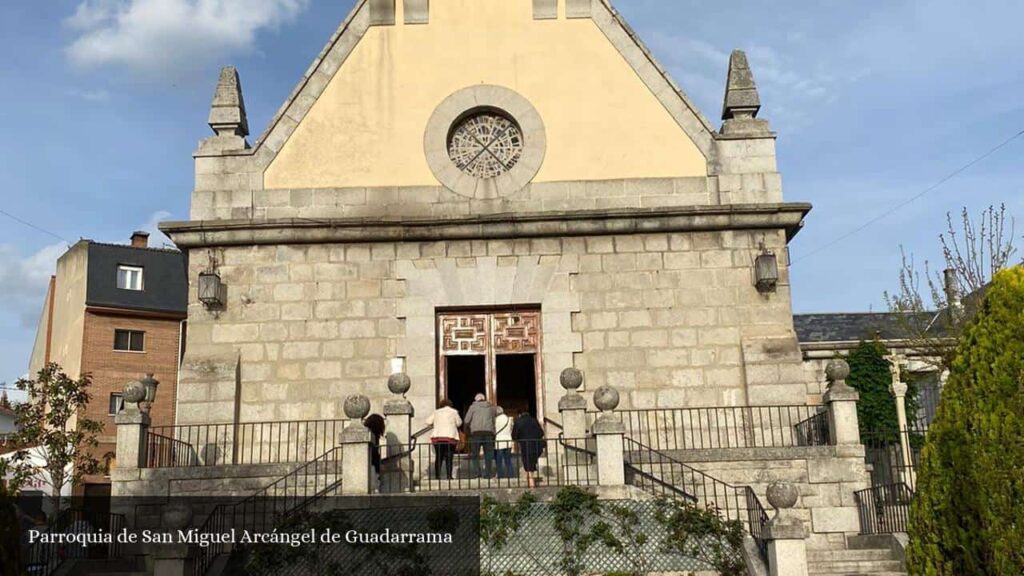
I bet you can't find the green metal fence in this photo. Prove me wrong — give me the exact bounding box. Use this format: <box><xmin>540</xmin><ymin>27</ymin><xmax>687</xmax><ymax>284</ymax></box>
<box><xmin>481</xmin><ymin>499</ymin><xmax>728</xmax><ymax>576</ymax></box>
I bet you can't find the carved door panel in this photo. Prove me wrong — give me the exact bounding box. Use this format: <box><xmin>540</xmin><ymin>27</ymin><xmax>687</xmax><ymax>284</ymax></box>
<box><xmin>437</xmin><ymin>310</ymin><xmax>544</xmax><ymax>422</ymax></box>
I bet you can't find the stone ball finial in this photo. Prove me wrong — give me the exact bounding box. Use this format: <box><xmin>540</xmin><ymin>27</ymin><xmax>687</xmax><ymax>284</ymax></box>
<box><xmin>387</xmin><ymin>373</ymin><xmax>411</xmax><ymax>396</ymax></box>
<box><xmin>344</xmin><ymin>394</ymin><xmax>371</xmax><ymax>420</ymax></box>
<box><xmin>161</xmin><ymin>502</ymin><xmax>193</xmax><ymax>530</ymax></box>
<box><xmin>825</xmin><ymin>359</ymin><xmax>850</xmax><ymax>383</ymax></box>
<box><xmin>766</xmin><ymin>482</ymin><xmax>799</xmax><ymax>510</ymax></box>
<box><xmin>123</xmin><ymin>379</ymin><xmax>146</xmax><ymax>405</ymax></box>
<box><xmin>560</xmin><ymin>368</ymin><xmax>583</xmax><ymax>391</ymax></box>
<box><xmin>593</xmin><ymin>386</ymin><xmax>620</xmax><ymax>412</ymax></box>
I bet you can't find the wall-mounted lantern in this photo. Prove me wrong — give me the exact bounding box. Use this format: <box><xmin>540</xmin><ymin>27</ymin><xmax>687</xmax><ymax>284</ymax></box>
<box><xmin>139</xmin><ymin>373</ymin><xmax>159</xmax><ymax>415</ymax></box>
<box><xmin>754</xmin><ymin>245</ymin><xmax>779</xmax><ymax>294</ymax></box>
<box><xmin>198</xmin><ymin>270</ymin><xmax>225</xmax><ymax>309</ymax></box>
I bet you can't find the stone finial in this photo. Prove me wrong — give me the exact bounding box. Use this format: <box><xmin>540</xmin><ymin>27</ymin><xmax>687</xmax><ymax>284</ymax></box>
<box><xmin>560</xmin><ymin>367</ymin><xmax>583</xmax><ymax>391</ymax></box>
<box><xmin>722</xmin><ymin>50</ymin><xmax>760</xmax><ymax>120</ymax></box>
<box><xmin>208</xmin><ymin>66</ymin><xmax>249</xmax><ymax>138</ymax></box>
<box><xmin>766</xmin><ymin>482</ymin><xmax>799</xmax><ymax>514</ymax></box>
<box><xmin>824</xmin><ymin>358</ymin><xmax>857</xmax><ymax>402</ymax></box>
<box><xmin>720</xmin><ymin>50</ymin><xmax>772</xmax><ymax>136</ymax></box>
<box><xmin>123</xmin><ymin>379</ymin><xmax>146</xmax><ymax>407</ymax></box>
<box><xmin>387</xmin><ymin>373</ymin><xmax>411</xmax><ymax>397</ymax></box>
<box><xmin>593</xmin><ymin>386</ymin><xmax>620</xmax><ymax>412</ymax></box>
<box><xmin>825</xmin><ymin>359</ymin><xmax>850</xmax><ymax>385</ymax></box>
<box><xmin>344</xmin><ymin>394</ymin><xmax>371</xmax><ymax>420</ymax></box>
<box><xmin>161</xmin><ymin>502</ymin><xmax>193</xmax><ymax>530</ymax></box>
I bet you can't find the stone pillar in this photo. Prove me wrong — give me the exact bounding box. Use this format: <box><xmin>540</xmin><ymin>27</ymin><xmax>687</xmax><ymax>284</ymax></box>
<box><xmin>888</xmin><ymin>357</ymin><xmax>917</xmax><ymax>490</ymax></box>
<box><xmin>384</xmin><ymin>372</ymin><xmax>414</xmax><ymax>448</ymax></box>
<box><xmin>558</xmin><ymin>368</ymin><xmax>587</xmax><ymax>440</ymax></box>
<box><xmin>765</xmin><ymin>482</ymin><xmax>809</xmax><ymax>576</ymax></box>
<box><xmin>823</xmin><ymin>359</ymin><xmax>860</xmax><ymax>446</ymax></box>
<box><xmin>153</xmin><ymin>503</ymin><xmax>194</xmax><ymax>576</ymax></box>
<box><xmin>115</xmin><ymin>379</ymin><xmax>151</xmax><ymax>469</ymax></box>
<box><xmin>591</xmin><ymin>386</ymin><xmax>625</xmax><ymax>487</ymax></box>
<box><xmin>339</xmin><ymin>394</ymin><xmax>373</xmax><ymax>495</ymax></box>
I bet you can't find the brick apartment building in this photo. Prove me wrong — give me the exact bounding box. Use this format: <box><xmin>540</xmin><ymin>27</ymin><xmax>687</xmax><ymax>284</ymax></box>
<box><xmin>28</xmin><ymin>231</ymin><xmax>187</xmax><ymax>495</ymax></box>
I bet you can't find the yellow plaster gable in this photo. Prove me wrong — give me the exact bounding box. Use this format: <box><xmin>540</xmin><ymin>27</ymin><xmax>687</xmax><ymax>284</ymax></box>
<box><xmin>263</xmin><ymin>0</ymin><xmax>708</xmax><ymax>190</ymax></box>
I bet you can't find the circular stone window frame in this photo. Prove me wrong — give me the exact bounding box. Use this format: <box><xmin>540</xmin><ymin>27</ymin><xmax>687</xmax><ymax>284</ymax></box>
<box><xmin>424</xmin><ymin>85</ymin><xmax>546</xmax><ymax>199</ymax></box>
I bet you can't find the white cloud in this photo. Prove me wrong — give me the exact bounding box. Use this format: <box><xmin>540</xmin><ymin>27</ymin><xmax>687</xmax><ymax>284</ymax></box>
<box><xmin>66</xmin><ymin>88</ymin><xmax>111</xmax><ymax>102</ymax></box>
<box><xmin>0</xmin><ymin>243</ymin><xmax>69</xmax><ymax>328</ymax></box>
<box><xmin>65</xmin><ymin>0</ymin><xmax>309</xmax><ymax>78</ymax></box>
<box><xmin>138</xmin><ymin>210</ymin><xmax>177</xmax><ymax>249</ymax></box>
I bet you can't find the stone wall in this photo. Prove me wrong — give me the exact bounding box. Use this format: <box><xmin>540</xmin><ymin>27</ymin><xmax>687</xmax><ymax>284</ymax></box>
<box><xmin>676</xmin><ymin>446</ymin><xmax>869</xmax><ymax>552</ymax></box>
<box><xmin>175</xmin><ymin>227</ymin><xmax>809</xmax><ymax>430</ymax></box>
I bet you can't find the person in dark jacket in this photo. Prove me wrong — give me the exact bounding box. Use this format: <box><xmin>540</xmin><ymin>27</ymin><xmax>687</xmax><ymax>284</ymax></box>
<box><xmin>511</xmin><ymin>410</ymin><xmax>545</xmax><ymax>488</ymax></box>
<box><xmin>364</xmin><ymin>413</ymin><xmax>386</xmax><ymax>480</ymax></box>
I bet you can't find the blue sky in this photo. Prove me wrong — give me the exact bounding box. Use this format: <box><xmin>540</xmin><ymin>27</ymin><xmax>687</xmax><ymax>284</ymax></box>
<box><xmin>0</xmin><ymin>0</ymin><xmax>1021</xmax><ymax>393</ymax></box>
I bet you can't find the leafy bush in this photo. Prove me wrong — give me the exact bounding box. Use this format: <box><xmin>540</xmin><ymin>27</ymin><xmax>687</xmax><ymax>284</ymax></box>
<box><xmin>846</xmin><ymin>340</ymin><xmax>918</xmax><ymax>440</ymax></box>
<box><xmin>907</xmin><ymin>267</ymin><xmax>1024</xmax><ymax>575</ymax></box>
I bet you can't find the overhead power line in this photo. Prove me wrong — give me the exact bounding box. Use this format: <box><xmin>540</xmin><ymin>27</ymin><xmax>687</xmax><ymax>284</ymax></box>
<box><xmin>0</xmin><ymin>208</ymin><xmax>72</xmax><ymax>245</ymax></box>
<box><xmin>792</xmin><ymin>128</ymin><xmax>1024</xmax><ymax>265</ymax></box>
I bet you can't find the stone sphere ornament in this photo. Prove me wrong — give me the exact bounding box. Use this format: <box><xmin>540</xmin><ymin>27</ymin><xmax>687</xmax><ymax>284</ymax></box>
<box><xmin>388</xmin><ymin>373</ymin><xmax>412</xmax><ymax>396</ymax></box>
<box><xmin>593</xmin><ymin>386</ymin><xmax>620</xmax><ymax>412</ymax></box>
<box><xmin>766</xmin><ymin>482</ymin><xmax>799</xmax><ymax>510</ymax></box>
<box><xmin>560</xmin><ymin>368</ymin><xmax>584</xmax><ymax>391</ymax></box>
<box><xmin>825</xmin><ymin>359</ymin><xmax>850</xmax><ymax>383</ymax></box>
<box><xmin>161</xmin><ymin>502</ymin><xmax>193</xmax><ymax>530</ymax></box>
<box><xmin>344</xmin><ymin>394</ymin><xmax>371</xmax><ymax>420</ymax></box>
<box><xmin>123</xmin><ymin>379</ymin><xmax>146</xmax><ymax>405</ymax></box>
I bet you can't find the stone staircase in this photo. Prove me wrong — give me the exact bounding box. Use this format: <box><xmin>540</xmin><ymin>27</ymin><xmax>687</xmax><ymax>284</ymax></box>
<box><xmin>808</xmin><ymin>540</ymin><xmax>907</xmax><ymax>575</ymax></box>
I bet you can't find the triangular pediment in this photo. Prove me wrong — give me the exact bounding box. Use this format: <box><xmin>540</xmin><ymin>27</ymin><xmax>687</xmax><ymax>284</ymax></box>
<box><xmin>246</xmin><ymin>0</ymin><xmax>718</xmax><ymax>191</ymax></box>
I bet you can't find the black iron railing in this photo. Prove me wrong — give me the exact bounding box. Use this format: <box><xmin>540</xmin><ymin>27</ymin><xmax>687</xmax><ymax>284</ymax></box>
<box><xmin>862</xmin><ymin>424</ymin><xmax>927</xmax><ymax>488</ymax></box>
<box><xmin>392</xmin><ymin>436</ymin><xmax>595</xmax><ymax>492</ymax></box>
<box><xmin>623</xmin><ymin>438</ymin><xmax>770</xmax><ymax>560</ymax></box>
<box><xmin>744</xmin><ymin>486</ymin><xmax>770</xmax><ymax>559</ymax></box>
<box><xmin>23</xmin><ymin>509</ymin><xmax>126</xmax><ymax>576</ymax></box>
<box><xmin>146</xmin><ymin>418</ymin><xmax>348</xmax><ymax>468</ymax></box>
<box><xmin>854</xmin><ymin>482</ymin><xmax>914</xmax><ymax>535</ymax></box>
<box><xmin>608</xmin><ymin>405</ymin><xmax>832</xmax><ymax>452</ymax></box>
<box><xmin>192</xmin><ymin>446</ymin><xmax>346</xmax><ymax>576</ymax></box>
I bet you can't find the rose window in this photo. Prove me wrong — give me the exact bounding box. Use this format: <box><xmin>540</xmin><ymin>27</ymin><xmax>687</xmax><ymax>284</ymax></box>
<box><xmin>447</xmin><ymin>111</ymin><xmax>524</xmax><ymax>179</ymax></box>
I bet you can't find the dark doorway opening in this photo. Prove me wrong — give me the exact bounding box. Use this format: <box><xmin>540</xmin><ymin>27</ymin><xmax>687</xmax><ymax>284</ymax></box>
<box><xmin>446</xmin><ymin>355</ymin><xmax>486</xmax><ymax>418</ymax></box>
<box><xmin>496</xmin><ymin>354</ymin><xmax>537</xmax><ymax>418</ymax></box>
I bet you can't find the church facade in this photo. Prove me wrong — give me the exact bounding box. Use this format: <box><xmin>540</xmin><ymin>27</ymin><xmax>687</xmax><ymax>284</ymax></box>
<box><xmin>162</xmin><ymin>0</ymin><xmax>816</xmax><ymax>434</ymax></box>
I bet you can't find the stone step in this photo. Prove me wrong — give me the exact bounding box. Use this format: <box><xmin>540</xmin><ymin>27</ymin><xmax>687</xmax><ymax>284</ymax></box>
<box><xmin>811</xmin><ymin>572</ymin><xmax>905</xmax><ymax>576</ymax></box>
<box><xmin>808</xmin><ymin>549</ymin><xmax>895</xmax><ymax>562</ymax></box>
<box><xmin>808</xmin><ymin>559</ymin><xmax>906</xmax><ymax>573</ymax></box>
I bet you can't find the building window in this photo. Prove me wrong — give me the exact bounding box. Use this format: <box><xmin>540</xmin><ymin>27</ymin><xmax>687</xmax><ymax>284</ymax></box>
<box><xmin>108</xmin><ymin>393</ymin><xmax>123</xmax><ymax>415</ymax></box>
<box><xmin>117</xmin><ymin>265</ymin><xmax>144</xmax><ymax>291</ymax></box>
<box><xmin>113</xmin><ymin>329</ymin><xmax>145</xmax><ymax>352</ymax></box>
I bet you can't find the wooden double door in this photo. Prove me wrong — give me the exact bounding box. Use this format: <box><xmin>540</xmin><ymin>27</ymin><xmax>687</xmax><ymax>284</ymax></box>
<box><xmin>437</xmin><ymin>309</ymin><xmax>543</xmax><ymax>422</ymax></box>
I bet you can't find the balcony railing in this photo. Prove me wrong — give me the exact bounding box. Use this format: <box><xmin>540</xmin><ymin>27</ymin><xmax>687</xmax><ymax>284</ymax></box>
<box><xmin>606</xmin><ymin>405</ymin><xmax>832</xmax><ymax>452</ymax></box>
<box><xmin>145</xmin><ymin>418</ymin><xmax>348</xmax><ymax>468</ymax></box>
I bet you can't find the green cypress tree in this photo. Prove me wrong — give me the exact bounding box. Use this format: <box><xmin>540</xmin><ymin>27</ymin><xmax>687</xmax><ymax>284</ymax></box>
<box><xmin>907</xmin><ymin>267</ymin><xmax>1024</xmax><ymax>575</ymax></box>
<box><xmin>845</xmin><ymin>340</ymin><xmax>918</xmax><ymax>441</ymax></box>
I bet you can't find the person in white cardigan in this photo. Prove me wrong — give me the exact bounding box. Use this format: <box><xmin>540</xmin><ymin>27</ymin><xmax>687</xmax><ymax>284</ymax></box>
<box><xmin>494</xmin><ymin>407</ymin><xmax>514</xmax><ymax>479</ymax></box>
<box><xmin>426</xmin><ymin>399</ymin><xmax>462</xmax><ymax>480</ymax></box>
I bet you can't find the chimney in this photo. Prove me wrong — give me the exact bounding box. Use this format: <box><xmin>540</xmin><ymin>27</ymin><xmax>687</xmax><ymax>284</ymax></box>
<box><xmin>131</xmin><ymin>231</ymin><xmax>150</xmax><ymax>248</ymax></box>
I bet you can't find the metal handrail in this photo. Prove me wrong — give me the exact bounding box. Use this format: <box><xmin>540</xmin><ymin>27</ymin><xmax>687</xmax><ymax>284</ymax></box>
<box><xmin>854</xmin><ymin>482</ymin><xmax>914</xmax><ymax>535</ymax></box>
<box><xmin>623</xmin><ymin>437</ymin><xmax>770</xmax><ymax>561</ymax></box>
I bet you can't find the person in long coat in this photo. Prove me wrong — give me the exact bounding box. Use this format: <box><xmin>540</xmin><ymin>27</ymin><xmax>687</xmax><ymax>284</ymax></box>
<box><xmin>511</xmin><ymin>410</ymin><xmax>545</xmax><ymax>488</ymax></box>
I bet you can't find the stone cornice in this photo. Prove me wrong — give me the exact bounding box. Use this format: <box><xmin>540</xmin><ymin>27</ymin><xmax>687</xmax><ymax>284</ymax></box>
<box><xmin>160</xmin><ymin>203</ymin><xmax>812</xmax><ymax>248</ymax></box>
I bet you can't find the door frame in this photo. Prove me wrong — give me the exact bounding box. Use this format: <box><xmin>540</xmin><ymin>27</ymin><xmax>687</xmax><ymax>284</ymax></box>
<box><xmin>436</xmin><ymin>306</ymin><xmax>544</xmax><ymax>423</ymax></box>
